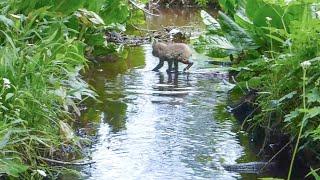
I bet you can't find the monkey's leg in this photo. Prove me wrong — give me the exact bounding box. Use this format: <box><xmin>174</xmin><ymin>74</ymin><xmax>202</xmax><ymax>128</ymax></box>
<box><xmin>174</xmin><ymin>60</ymin><xmax>179</xmax><ymax>73</ymax></box>
<box><xmin>166</xmin><ymin>59</ymin><xmax>173</xmax><ymax>73</ymax></box>
<box><xmin>152</xmin><ymin>59</ymin><xmax>164</xmax><ymax>71</ymax></box>
<box><xmin>181</xmin><ymin>59</ymin><xmax>194</xmax><ymax>72</ymax></box>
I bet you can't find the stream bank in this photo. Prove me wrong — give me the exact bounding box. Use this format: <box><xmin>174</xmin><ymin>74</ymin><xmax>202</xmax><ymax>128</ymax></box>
<box><xmin>228</xmin><ymin>78</ymin><xmax>320</xmax><ymax>179</ymax></box>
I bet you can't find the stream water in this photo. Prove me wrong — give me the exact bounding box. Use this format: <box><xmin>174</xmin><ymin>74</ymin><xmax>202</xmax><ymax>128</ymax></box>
<box><xmin>78</xmin><ymin>8</ymin><xmax>261</xmax><ymax>180</ymax></box>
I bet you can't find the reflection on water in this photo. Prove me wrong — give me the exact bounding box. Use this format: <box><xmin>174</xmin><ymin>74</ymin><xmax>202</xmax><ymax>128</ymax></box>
<box><xmin>145</xmin><ymin>8</ymin><xmax>206</xmax><ymax>30</ymax></box>
<box><xmin>79</xmin><ymin>8</ymin><xmax>257</xmax><ymax>180</ymax></box>
<box><xmin>80</xmin><ymin>43</ymin><xmax>253</xmax><ymax>179</ymax></box>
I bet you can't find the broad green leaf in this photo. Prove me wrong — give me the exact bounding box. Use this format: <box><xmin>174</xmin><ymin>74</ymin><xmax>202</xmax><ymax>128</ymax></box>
<box><xmin>307</xmin><ymin>88</ymin><xmax>320</xmax><ymax>103</ymax></box>
<box><xmin>284</xmin><ymin>109</ymin><xmax>300</xmax><ymax>122</ymax></box>
<box><xmin>246</xmin><ymin>0</ymin><xmax>283</xmax><ymax>28</ymax></box>
<box><xmin>218</xmin><ymin>0</ymin><xmax>238</xmax><ymax>15</ymax></box>
<box><xmin>84</xmin><ymin>0</ymin><xmax>105</xmax><ymax>12</ymax></box>
<box><xmin>76</xmin><ymin>9</ymin><xmax>105</xmax><ymax>27</ymax></box>
<box><xmin>0</xmin><ymin>15</ymin><xmax>14</xmax><ymax>27</ymax></box>
<box><xmin>306</xmin><ymin>107</ymin><xmax>320</xmax><ymax>119</ymax></box>
<box><xmin>54</xmin><ymin>87</ymin><xmax>67</xmax><ymax>99</ymax></box>
<box><xmin>53</xmin><ymin>0</ymin><xmax>86</xmax><ymax>15</ymax></box>
<box><xmin>5</xmin><ymin>93</ymin><xmax>14</xmax><ymax>101</ymax></box>
<box><xmin>12</xmin><ymin>0</ymin><xmax>85</xmax><ymax>15</ymax></box>
<box><xmin>278</xmin><ymin>91</ymin><xmax>297</xmax><ymax>103</ymax></box>
<box><xmin>264</xmin><ymin>34</ymin><xmax>285</xmax><ymax>44</ymax></box>
<box><xmin>0</xmin><ymin>30</ymin><xmax>16</xmax><ymax>49</ymax></box>
<box><xmin>85</xmin><ymin>33</ymin><xmax>105</xmax><ymax>47</ymax></box>
<box><xmin>100</xmin><ymin>0</ymin><xmax>129</xmax><ymax>25</ymax></box>
<box><xmin>246</xmin><ymin>0</ymin><xmax>264</xmax><ymax>21</ymax></box>
<box><xmin>234</xmin><ymin>7</ymin><xmax>253</xmax><ymax>30</ymax></box>
<box><xmin>0</xmin><ymin>131</ymin><xmax>11</xmax><ymax>149</ymax></box>
<box><xmin>219</xmin><ymin>11</ymin><xmax>258</xmax><ymax>50</ymax></box>
<box><xmin>194</xmin><ymin>34</ymin><xmax>238</xmax><ymax>58</ymax></box>
<box><xmin>0</xmin><ymin>159</ymin><xmax>29</xmax><ymax>177</ymax></box>
<box><xmin>203</xmin><ymin>35</ymin><xmax>236</xmax><ymax>50</ymax></box>
<box><xmin>309</xmin><ymin>126</ymin><xmax>320</xmax><ymax>141</ymax></box>
<box><xmin>200</xmin><ymin>10</ymin><xmax>221</xmax><ymax>31</ymax></box>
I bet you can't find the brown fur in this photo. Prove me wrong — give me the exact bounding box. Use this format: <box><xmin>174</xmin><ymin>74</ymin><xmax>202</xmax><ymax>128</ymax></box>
<box><xmin>152</xmin><ymin>42</ymin><xmax>193</xmax><ymax>72</ymax></box>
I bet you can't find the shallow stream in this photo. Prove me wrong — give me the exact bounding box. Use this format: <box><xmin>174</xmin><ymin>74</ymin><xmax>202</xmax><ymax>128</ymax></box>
<box><xmin>78</xmin><ymin>8</ymin><xmax>261</xmax><ymax>180</ymax></box>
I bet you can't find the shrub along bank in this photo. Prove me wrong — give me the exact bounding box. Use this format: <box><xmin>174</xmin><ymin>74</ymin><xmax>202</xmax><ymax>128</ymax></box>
<box><xmin>195</xmin><ymin>0</ymin><xmax>320</xmax><ymax>179</ymax></box>
<box><xmin>0</xmin><ymin>0</ymin><xmax>135</xmax><ymax>178</ymax></box>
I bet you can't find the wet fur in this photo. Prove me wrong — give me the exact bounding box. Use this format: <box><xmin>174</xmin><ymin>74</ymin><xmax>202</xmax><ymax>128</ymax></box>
<box><xmin>152</xmin><ymin>42</ymin><xmax>193</xmax><ymax>72</ymax></box>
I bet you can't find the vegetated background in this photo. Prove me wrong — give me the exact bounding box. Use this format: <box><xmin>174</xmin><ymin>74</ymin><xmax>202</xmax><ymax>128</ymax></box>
<box><xmin>1</xmin><ymin>0</ymin><xmax>320</xmax><ymax>179</ymax></box>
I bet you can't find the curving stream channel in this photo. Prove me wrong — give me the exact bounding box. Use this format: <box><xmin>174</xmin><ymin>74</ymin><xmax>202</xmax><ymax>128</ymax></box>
<box><xmin>78</xmin><ymin>8</ymin><xmax>260</xmax><ymax>180</ymax></box>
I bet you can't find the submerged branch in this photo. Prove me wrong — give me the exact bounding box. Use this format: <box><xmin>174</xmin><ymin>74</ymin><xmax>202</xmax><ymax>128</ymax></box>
<box><xmin>38</xmin><ymin>157</ymin><xmax>95</xmax><ymax>166</ymax></box>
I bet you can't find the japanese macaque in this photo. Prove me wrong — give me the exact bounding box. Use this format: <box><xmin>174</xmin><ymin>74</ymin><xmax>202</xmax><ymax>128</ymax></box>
<box><xmin>152</xmin><ymin>42</ymin><xmax>193</xmax><ymax>72</ymax></box>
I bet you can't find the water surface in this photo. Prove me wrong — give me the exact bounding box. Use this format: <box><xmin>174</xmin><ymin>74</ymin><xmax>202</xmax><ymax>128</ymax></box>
<box><xmin>79</xmin><ymin>8</ymin><xmax>258</xmax><ymax>180</ymax></box>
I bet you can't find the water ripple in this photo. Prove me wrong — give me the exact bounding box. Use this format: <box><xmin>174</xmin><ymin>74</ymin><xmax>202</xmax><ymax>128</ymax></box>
<box><xmin>81</xmin><ymin>24</ymin><xmax>245</xmax><ymax>179</ymax></box>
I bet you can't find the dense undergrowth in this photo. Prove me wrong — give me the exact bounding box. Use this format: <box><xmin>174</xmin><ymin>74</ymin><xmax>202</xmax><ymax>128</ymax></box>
<box><xmin>2</xmin><ymin>0</ymin><xmax>319</xmax><ymax>178</ymax></box>
<box><xmin>0</xmin><ymin>0</ymin><xmax>137</xmax><ymax>178</ymax></box>
<box><xmin>195</xmin><ymin>0</ymin><xmax>320</xmax><ymax>178</ymax></box>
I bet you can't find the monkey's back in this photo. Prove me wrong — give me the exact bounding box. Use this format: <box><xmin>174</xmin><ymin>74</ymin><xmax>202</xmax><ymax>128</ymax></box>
<box><xmin>152</xmin><ymin>42</ymin><xmax>167</xmax><ymax>58</ymax></box>
<box><xmin>166</xmin><ymin>43</ymin><xmax>192</xmax><ymax>61</ymax></box>
<box><xmin>152</xmin><ymin>42</ymin><xmax>192</xmax><ymax>62</ymax></box>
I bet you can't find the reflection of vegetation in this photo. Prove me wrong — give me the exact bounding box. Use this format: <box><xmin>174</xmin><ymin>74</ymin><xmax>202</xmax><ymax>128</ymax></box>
<box><xmin>214</xmin><ymin>102</ymin><xmax>258</xmax><ymax>161</ymax></box>
<box><xmin>82</xmin><ymin>46</ymin><xmax>145</xmax><ymax>132</ymax></box>
<box><xmin>103</xmin><ymin>100</ymin><xmax>128</xmax><ymax>132</ymax></box>
<box><xmin>145</xmin><ymin>8</ymin><xmax>205</xmax><ymax>30</ymax></box>
<box><xmin>86</xmin><ymin>46</ymin><xmax>145</xmax><ymax>79</ymax></box>
<box><xmin>125</xmin><ymin>46</ymin><xmax>146</xmax><ymax>68</ymax></box>
<box><xmin>80</xmin><ymin>107</ymin><xmax>101</xmax><ymax>125</ymax></box>
<box><xmin>214</xmin><ymin>102</ymin><xmax>232</xmax><ymax>123</ymax></box>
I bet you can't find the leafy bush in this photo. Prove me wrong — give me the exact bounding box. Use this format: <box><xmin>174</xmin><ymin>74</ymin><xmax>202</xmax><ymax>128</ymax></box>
<box><xmin>0</xmin><ymin>0</ymin><xmax>131</xmax><ymax>178</ymax></box>
<box><xmin>197</xmin><ymin>0</ymin><xmax>320</xmax><ymax>178</ymax></box>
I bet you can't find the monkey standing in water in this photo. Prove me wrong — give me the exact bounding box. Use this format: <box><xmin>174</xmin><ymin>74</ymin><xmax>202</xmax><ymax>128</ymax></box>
<box><xmin>152</xmin><ymin>42</ymin><xmax>193</xmax><ymax>72</ymax></box>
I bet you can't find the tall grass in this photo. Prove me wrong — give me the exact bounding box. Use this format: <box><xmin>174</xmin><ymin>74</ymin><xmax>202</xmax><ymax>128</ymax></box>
<box><xmin>0</xmin><ymin>0</ymin><xmax>131</xmax><ymax>178</ymax></box>
<box><xmin>0</xmin><ymin>13</ymin><xmax>94</xmax><ymax>178</ymax></box>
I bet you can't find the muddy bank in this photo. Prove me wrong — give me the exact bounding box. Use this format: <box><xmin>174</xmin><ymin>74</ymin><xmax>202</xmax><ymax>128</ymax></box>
<box><xmin>105</xmin><ymin>26</ymin><xmax>191</xmax><ymax>46</ymax></box>
<box><xmin>146</xmin><ymin>0</ymin><xmax>218</xmax><ymax>8</ymax></box>
<box><xmin>229</xmin><ymin>89</ymin><xmax>320</xmax><ymax>179</ymax></box>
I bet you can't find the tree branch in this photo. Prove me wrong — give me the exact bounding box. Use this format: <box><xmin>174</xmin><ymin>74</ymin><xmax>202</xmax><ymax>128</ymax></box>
<box><xmin>38</xmin><ymin>156</ymin><xmax>95</xmax><ymax>166</ymax></box>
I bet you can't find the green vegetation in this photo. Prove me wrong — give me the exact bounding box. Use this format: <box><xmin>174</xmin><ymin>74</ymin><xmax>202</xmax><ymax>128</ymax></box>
<box><xmin>0</xmin><ymin>0</ymin><xmax>135</xmax><ymax>178</ymax></box>
<box><xmin>1</xmin><ymin>0</ymin><xmax>319</xmax><ymax>178</ymax></box>
<box><xmin>196</xmin><ymin>0</ymin><xmax>320</xmax><ymax>178</ymax></box>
